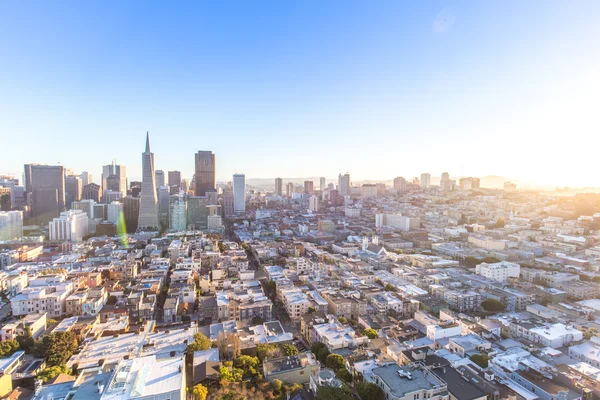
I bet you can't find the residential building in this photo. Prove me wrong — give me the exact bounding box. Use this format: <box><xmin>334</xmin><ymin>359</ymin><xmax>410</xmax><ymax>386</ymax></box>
<box><xmin>49</xmin><ymin>210</ymin><xmax>89</xmax><ymax>242</ymax></box>
<box><xmin>233</xmin><ymin>173</ymin><xmax>245</xmax><ymax>213</ymax></box>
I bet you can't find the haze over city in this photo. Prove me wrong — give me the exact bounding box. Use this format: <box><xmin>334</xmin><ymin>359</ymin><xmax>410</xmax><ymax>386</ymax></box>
<box><xmin>1</xmin><ymin>1</ymin><xmax>600</xmax><ymax>187</ymax></box>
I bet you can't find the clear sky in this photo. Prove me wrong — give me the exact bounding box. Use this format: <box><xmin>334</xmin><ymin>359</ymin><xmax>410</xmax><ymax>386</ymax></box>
<box><xmin>1</xmin><ymin>1</ymin><xmax>599</xmax><ymax>187</ymax></box>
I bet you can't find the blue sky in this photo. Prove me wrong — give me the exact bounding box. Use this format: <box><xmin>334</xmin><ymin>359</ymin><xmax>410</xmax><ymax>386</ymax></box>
<box><xmin>1</xmin><ymin>1</ymin><xmax>599</xmax><ymax>187</ymax></box>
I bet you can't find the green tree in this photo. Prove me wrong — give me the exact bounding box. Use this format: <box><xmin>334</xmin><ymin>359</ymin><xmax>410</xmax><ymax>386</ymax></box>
<box><xmin>271</xmin><ymin>379</ymin><xmax>283</xmax><ymax>395</ymax></box>
<box><xmin>257</xmin><ymin>343</ymin><xmax>280</xmax><ymax>361</ymax></box>
<box><xmin>234</xmin><ymin>355</ymin><xmax>260</xmax><ymax>377</ymax></box>
<box><xmin>187</xmin><ymin>333</ymin><xmax>212</xmax><ymax>353</ymax></box>
<box><xmin>481</xmin><ymin>299</ymin><xmax>506</xmax><ymax>313</ymax></box>
<box><xmin>191</xmin><ymin>383</ymin><xmax>208</xmax><ymax>400</ymax></box>
<box><xmin>219</xmin><ymin>366</ymin><xmax>243</xmax><ymax>384</ymax></box>
<box><xmin>315</xmin><ymin>386</ymin><xmax>353</xmax><ymax>400</ymax></box>
<box><xmin>34</xmin><ymin>331</ymin><xmax>79</xmax><ymax>367</ymax></box>
<box><xmin>281</xmin><ymin>343</ymin><xmax>299</xmax><ymax>356</ymax></box>
<box><xmin>470</xmin><ymin>353</ymin><xmax>490</xmax><ymax>368</ymax></box>
<box><xmin>317</xmin><ymin>347</ymin><xmax>330</xmax><ymax>364</ymax></box>
<box><xmin>107</xmin><ymin>295</ymin><xmax>118</xmax><ymax>305</ymax></box>
<box><xmin>356</xmin><ymin>382</ymin><xmax>385</xmax><ymax>400</ymax></box>
<box><xmin>325</xmin><ymin>353</ymin><xmax>345</xmax><ymax>371</ymax></box>
<box><xmin>252</xmin><ymin>316</ymin><xmax>264</xmax><ymax>325</ymax></box>
<box><xmin>336</xmin><ymin>368</ymin><xmax>353</xmax><ymax>382</ymax></box>
<box><xmin>338</xmin><ymin>316</ymin><xmax>347</xmax><ymax>324</ymax></box>
<box><xmin>0</xmin><ymin>340</ymin><xmax>20</xmax><ymax>358</ymax></box>
<box><xmin>495</xmin><ymin>218</ymin><xmax>506</xmax><ymax>228</ymax></box>
<box><xmin>384</xmin><ymin>283</ymin><xmax>395</xmax><ymax>292</ymax></box>
<box><xmin>263</xmin><ymin>280</ymin><xmax>277</xmax><ymax>299</ymax></box>
<box><xmin>37</xmin><ymin>365</ymin><xmax>71</xmax><ymax>383</ymax></box>
<box><xmin>364</xmin><ymin>328</ymin><xmax>378</xmax><ymax>339</ymax></box>
<box><xmin>16</xmin><ymin>327</ymin><xmax>35</xmax><ymax>353</ymax></box>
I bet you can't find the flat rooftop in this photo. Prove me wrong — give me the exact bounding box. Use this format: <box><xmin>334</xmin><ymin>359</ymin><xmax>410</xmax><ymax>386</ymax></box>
<box><xmin>372</xmin><ymin>364</ymin><xmax>445</xmax><ymax>398</ymax></box>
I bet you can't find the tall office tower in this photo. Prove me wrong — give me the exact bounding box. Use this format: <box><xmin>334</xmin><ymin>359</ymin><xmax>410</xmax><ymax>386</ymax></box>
<box><xmin>188</xmin><ymin>196</ymin><xmax>209</xmax><ymax>230</ymax></box>
<box><xmin>181</xmin><ymin>179</ymin><xmax>189</xmax><ymax>194</ymax></box>
<box><xmin>49</xmin><ymin>210</ymin><xmax>88</xmax><ymax>242</ymax></box>
<box><xmin>233</xmin><ymin>174</ymin><xmax>246</xmax><ymax>213</ymax></box>
<box><xmin>169</xmin><ymin>193</ymin><xmax>187</xmax><ymax>231</ymax></box>
<box><xmin>0</xmin><ymin>211</ymin><xmax>23</xmax><ymax>240</ymax></box>
<box><xmin>168</xmin><ymin>171</ymin><xmax>181</xmax><ymax>195</ymax></box>
<box><xmin>155</xmin><ymin>170</ymin><xmax>165</xmax><ymax>189</ymax></box>
<box><xmin>129</xmin><ymin>181</ymin><xmax>142</xmax><ymax>197</ymax></box>
<box><xmin>24</xmin><ymin>164</ymin><xmax>66</xmax><ymax>227</ymax></box>
<box><xmin>304</xmin><ymin>180</ymin><xmax>314</xmax><ymax>195</ymax></box>
<box><xmin>80</xmin><ymin>171</ymin><xmax>92</xmax><ymax>187</ymax></box>
<box><xmin>222</xmin><ymin>187</ymin><xmax>234</xmax><ymax>218</ymax></box>
<box><xmin>274</xmin><ymin>178</ymin><xmax>283</xmax><ymax>196</ymax></box>
<box><xmin>103</xmin><ymin>190</ymin><xmax>122</xmax><ymax>204</ymax></box>
<box><xmin>137</xmin><ymin>132</ymin><xmax>159</xmax><ymax>230</ymax></box>
<box><xmin>393</xmin><ymin>177</ymin><xmax>406</xmax><ymax>196</ymax></box>
<box><xmin>0</xmin><ymin>177</ymin><xmax>24</xmax><ymax>209</ymax></box>
<box><xmin>286</xmin><ymin>182</ymin><xmax>293</xmax><ymax>198</ymax></box>
<box><xmin>440</xmin><ymin>172</ymin><xmax>450</xmax><ymax>191</ymax></box>
<box><xmin>123</xmin><ymin>196</ymin><xmax>140</xmax><ymax>233</ymax></box>
<box><xmin>0</xmin><ymin>188</ymin><xmax>11</xmax><ymax>211</ymax></box>
<box><xmin>101</xmin><ymin>163</ymin><xmax>127</xmax><ymax>197</ymax></box>
<box><xmin>308</xmin><ymin>195</ymin><xmax>320</xmax><ymax>212</ymax></box>
<box><xmin>158</xmin><ymin>186</ymin><xmax>170</xmax><ymax>231</ymax></box>
<box><xmin>338</xmin><ymin>173</ymin><xmax>350</xmax><ymax>196</ymax></box>
<box><xmin>72</xmin><ymin>199</ymin><xmax>96</xmax><ymax>219</ymax></box>
<box><xmin>93</xmin><ymin>203</ymin><xmax>107</xmax><ymax>220</ymax></box>
<box><xmin>420</xmin><ymin>173</ymin><xmax>431</xmax><ymax>189</ymax></box>
<box><xmin>82</xmin><ymin>183</ymin><xmax>101</xmax><ymax>203</ymax></box>
<box><xmin>320</xmin><ymin>177</ymin><xmax>326</xmax><ymax>192</ymax></box>
<box><xmin>107</xmin><ymin>202</ymin><xmax>123</xmax><ymax>224</ymax></box>
<box><xmin>194</xmin><ymin>151</ymin><xmax>216</xmax><ymax>196</ymax></box>
<box><xmin>65</xmin><ymin>175</ymin><xmax>82</xmax><ymax>208</ymax></box>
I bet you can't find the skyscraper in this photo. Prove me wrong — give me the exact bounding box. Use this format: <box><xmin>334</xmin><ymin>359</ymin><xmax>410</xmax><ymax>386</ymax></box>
<box><xmin>393</xmin><ymin>177</ymin><xmax>406</xmax><ymax>196</ymax></box>
<box><xmin>233</xmin><ymin>174</ymin><xmax>246</xmax><ymax>213</ymax></box>
<box><xmin>274</xmin><ymin>178</ymin><xmax>283</xmax><ymax>196</ymax></box>
<box><xmin>320</xmin><ymin>177</ymin><xmax>326</xmax><ymax>192</ymax></box>
<box><xmin>24</xmin><ymin>164</ymin><xmax>66</xmax><ymax>227</ymax></box>
<box><xmin>304</xmin><ymin>180</ymin><xmax>314</xmax><ymax>195</ymax></box>
<box><xmin>286</xmin><ymin>182</ymin><xmax>293</xmax><ymax>198</ymax></box>
<box><xmin>169</xmin><ymin>193</ymin><xmax>187</xmax><ymax>232</ymax></box>
<box><xmin>338</xmin><ymin>173</ymin><xmax>350</xmax><ymax>196</ymax></box>
<box><xmin>101</xmin><ymin>163</ymin><xmax>127</xmax><ymax>197</ymax></box>
<box><xmin>155</xmin><ymin>170</ymin><xmax>165</xmax><ymax>188</ymax></box>
<box><xmin>168</xmin><ymin>170</ymin><xmax>181</xmax><ymax>195</ymax></box>
<box><xmin>158</xmin><ymin>185</ymin><xmax>170</xmax><ymax>230</ymax></box>
<box><xmin>82</xmin><ymin>183</ymin><xmax>100</xmax><ymax>202</ymax></box>
<box><xmin>80</xmin><ymin>171</ymin><xmax>92</xmax><ymax>187</ymax></box>
<box><xmin>420</xmin><ymin>173</ymin><xmax>431</xmax><ymax>189</ymax></box>
<box><xmin>194</xmin><ymin>151</ymin><xmax>216</xmax><ymax>196</ymax></box>
<box><xmin>188</xmin><ymin>196</ymin><xmax>209</xmax><ymax>229</ymax></box>
<box><xmin>0</xmin><ymin>211</ymin><xmax>23</xmax><ymax>241</ymax></box>
<box><xmin>65</xmin><ymin>175</ymin><xmax>82</xmax><ymax>208</ymax></box>
<box><xmin>123</xmin><ymin>196</ymin><xmax>140</xmax><ymax>233</ymax></box>
<box><xmin>137</xmin><ymin>132</ymin><xmax>159</xmax><ymax>230</ymax></box>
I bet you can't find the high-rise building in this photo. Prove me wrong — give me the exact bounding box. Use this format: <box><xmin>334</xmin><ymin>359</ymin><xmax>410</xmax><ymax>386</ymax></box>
<box><xmin>194</xmin><ymin>151</ymin><xmax>216</xmax><ymax>196</ymax></box>
<box><xmin>65</xmin><ymin>175</ymin><xmax>82</xmax><ymax>208</ymax></box>
<box><xmin>137</xmin><ymin>132</ymin><xmax>159</xmax><ymax>230</ymax></box>
<box><xmin>82</xmin><ymin>183</ymin><xmax>100</xmax><ymax>203</ymax></box>
<box><xmin>158</xmin><ymin>186</ymin><xmax>170</xmax><ymax>230</ymax></box>
<box><xmin>80</xmin><ymin>171</ymin><xmax>92</xmax><ymax>187</ymax></box>
<box><xmin>304</xmin><ymin>180</ymin><xmax>314</xmax><ymax>195</ymax></box>
<box><xmin>0</xmin><ymin>211</ymin><xmax>23</xmax><ymax>241</ymax></box>
<box><xmin>309</xmin><ymin>195</ymin><xmax>320</xmax><ymax>212</ymax></box>
<box><xmin>393</xmin><ymin>177</ymin><xmax>406</xmax><ymax>195</ymax></box>
<box><xmin>233</xmin><ymin>174</ymin><xmax>246</xmax><ymax>213</ymax></box>
<box><xmin>103</xmin><ymin>190</ymin><xmax>122</xmax><ymax>204</ymax></box>
<box><xmin>94</xmin><ymin>203</ymin><xmax>107</xmax><ymax>220</ymax></box>
<box><xmin>123</xmin><ymin>196</ymin><xmax>140</xmax><ymax>233</ymax></box>
<box><xmin>274</xmin><ymin>178</ymin><xmax>283</xmax><ymax>196</ymax></box>
<box><xmin>155</xmin><ymin>170</ymin><xmax>165</xmax><ymax>189</ymax></box>
<box><xmin>440</xmin><ymin>172</ymin><xmax>450</xmax><ymax>191</ymax></box>
<box><xmin>459</xmin><ymin>177</ymin><xmax>480</xmax><ymax>190</ymax></box>
<box><xmin>420</xmin><ymin>173</ymin><xmax>431</xmax><ymax>189</ymax></box>
<box><xmin>222</xmin><ymin>187</ymin><xmax>234</xmax><ymax>218</ymax></box>
<box><xmin>107</xmin><ymin>202</ymin><xmax>123</xmax><ymax>224</ymax></box>
<box><xmin>338</xmin><ymin>173</ymin><xmax>350</xmax><ymax>196</ymax></box>
<box><xmin>320</xmin><ymin>177</ymin><xmax>326</xmax><ymax>192</ymax></box>
<box><xmin>24</xmin><ymin>164</ymin><xmax>66</xmax><ymax>227</ymax></box>
<box><xmin>188</xmin><ymin>196</ymin><xmax>209</xmax><ymax>230</ymax></box>
<box><xmin>102</xmin><ymin>163</ymin><xmax>127</xmax><ymax>197</ymax></box>
<box><xmin>169</xmin><ymin>193</ymin><xmax>187</xmax><ymax>232</ymax></box>
<box><xmin>168</xmin><ymin>171</ymin><xmax>181</xmax><ymax>195</ymax></box>
<box><xmin>71</xmin><ymin>200</ymin><xmax>96</xmax><ymax>219</ymax></box>
<box><xmin>0</xmin><ymin>188</ymin><xmax>11</xmax><ymax>211</ymax></box>
<box><xmin>286</xmin><ymin>183</ymin><xmax>293</xmax><ymax>198</ymax></box>
<box><xmin>49</xmin><ymin>210</ymin><xmax>88</xmax><ymax>242</ymax></box>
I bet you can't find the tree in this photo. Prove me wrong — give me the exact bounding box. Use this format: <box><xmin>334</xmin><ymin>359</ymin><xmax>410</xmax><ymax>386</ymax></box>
<box><xmin>470</xmin><ymin>353</ymin><xmax>490</xmax><ymax>368</ymax></box>
<box><xmin>34</xmin><ymin>331</ymin><xmax>79</xmax><ymax>367</ymax></box>
<box><xmin>325</xmin><ymin>353</ymin><xmax>345</xmax><ymax>371</ymax></box>
<box><xmin>281</xmin><ymin>343</ymin><xmax>299</xmax><ymax>356</ymax></box>
<box><xmin>308</xmin><ymin>307</ymin><xmax>316</xmax><ymax>313</ymax></box>
<box><xmin>107</xmin><ymin>295</ymin><xmax>118</xmax><ymax>305</ymax></box>
<box><xmin>481</xmin><ymin>299</ymin><xmax>506</xmax><ymax>313</ymax></box>
<box><xmin>364</xmin><ymin>328</ymin><xmax>378</xmax><ymax>339</ymax></box>
<box><xmin>357</xmin><ymin>382</ymin><xmax>385</xmax><ymax>400</ymax></box>
<box><xmin>219</xmin><ymin>366</ymin><xmax>243</xmax><ymax>385</ymax></box>
<box><xmin>234</xmin><ymin>355</ymin><xmax>260</xmax><ymax>377</ymax></box>
<box><xmin>0</xmin><ymin>340</ymin><xmax>20</xmax><ymax>358</ymax></box>
<box><xmin>191</xmin><ymin>383</ymin><xmax>208</xmax><ymax>400</ymax></box>
<box><xmin>187</xmin><ymin>333</ymin><xmax>212</xmax><ymax>353</ymax></box>
<box><xmin>263</xmin><ymin>280</ymin><xmax>277</xmax><ymax>299</ymax></box>
<box><xmin>317</xmin><ymin>347</ymin><xmax>330</xmax><ymax>364</ymax></box>
<box><xmin>336</xmin><ymin>367</ymin><xmax>353</xmax><ymax>382</ymax></box>
<box><xmin>37</xmin><ymin>365</ymin><xmax>71</xmax><ymax>383</ymax></box>
<box><xmin>252</xmin><ymin>316</ymin><xmax>264</xmax><ymax>325</ymax></box>
<box><xmin>271</xmin><ymin>379</ymin><xmax>283</xmax><ymax>395</ymax></box>
<box><xmin>384</xmin><ymin>283</ymin><xmax>395</xmax><ymax>292</ymax></box>
<box><xmin>495</xmin><ymin>218</ymin><xmax>506</xmax><ymax>228</ymax></box>
<box><xmin>338</xmin><ymin>316</ymin><xmax>347</xmax><ymax>324</ymax></box>
<box><xmin>315</xmin><ymin>386</ymin><xmax>353</xmax><ymax>400</ymax></box>
<box><xmin>257</xmin><ymin>343</ymin><xmax>280</xmax><ymax>361</ymax></box>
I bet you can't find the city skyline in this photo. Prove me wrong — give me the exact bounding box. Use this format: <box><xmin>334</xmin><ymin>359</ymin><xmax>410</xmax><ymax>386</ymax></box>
<box><xmin>1</xmin><ymin>2</ymin><xmax>599</xmax><ymax>187</ymax></box>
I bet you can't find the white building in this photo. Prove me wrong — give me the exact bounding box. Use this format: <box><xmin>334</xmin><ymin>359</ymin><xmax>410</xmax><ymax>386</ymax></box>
<box><xmin>0</xmin><ymin>211</ymin><xmax>23</xmax><ymax>241</ymax></box>
<box><xmin>345</xmin><ymin>207</ymin><xmax>360</xmax><ymax>218</ymax></box>
<box><xmin>309</xmin><ymin>195</ymin><xmax>320</xmax><ymax>212</ymax></box>
<box><xmin>49</xmin><ymin>210</ymin><xmax>89</xmax><ymax>242</ymax></box>
<box><xmin>107</xmin><ymin>201</ymin><xmax>123</xmax><ymax>224</ymax></box>
<box><xmin>529</xmin><ymin>323</ymin><xmax>583</xmax><ymax>348</ymax></box>
<box><xmin>376</xmin><ymin>213</ymin><xmax>420</xmax><ymax>231</ymax></box>
<box><xmin>281</xmin><ymin>288</ymin><xmax>310</xmax><ymax>320</ymax></box>
<box><xmin>475</xmin><ymin>261</ymin><xmax>520</xmax><ymax>282</ymax></box>
<box><xmin>169</xmin><ymin>193</ymin><xmax>187</xmax><ymax>231</ymax></box>
<box><xmin>420</xmin><ymin>173</ymin><xmax>431</xmax><ymax>189</ymax></box>
<box><xmin>207</xmin><ymin>214</ymin><xmax>223</xmax><ymax>231</ymax></box>
<box><xmin>233</xmin><ymin>173</ymin><xmax>246</xmax><ymax>213</ymax></box>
